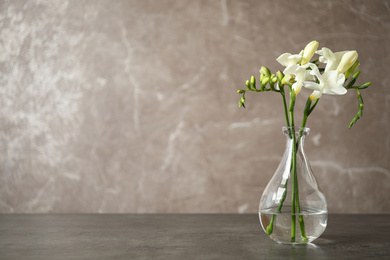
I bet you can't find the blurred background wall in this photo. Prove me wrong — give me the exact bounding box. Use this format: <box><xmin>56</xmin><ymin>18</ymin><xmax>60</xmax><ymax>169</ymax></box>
<box><xmin>0</xmin><ymin>0</ymin><xmax>389</xmax><ymax>213</ymax></box>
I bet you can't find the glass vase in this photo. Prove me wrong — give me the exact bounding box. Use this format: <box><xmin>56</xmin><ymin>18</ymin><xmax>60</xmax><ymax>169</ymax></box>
<box><xmin>259</xmin><ymin>127</ymin><xmax>328</xmax><ymax>244</ymax></box>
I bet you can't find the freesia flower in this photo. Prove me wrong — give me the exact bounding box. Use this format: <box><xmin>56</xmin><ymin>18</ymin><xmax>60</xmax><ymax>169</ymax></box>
<box><xmin>304</xmin><ymin>66</ymin><xmax>346</xmax><ymax>100</ymax></box>
<box><xmin>283</xmin><ymin>64</ymin><xmax>314</xmax><ymax>95</ymax></box>
<box><xmin>276</xmin><ymin>41</ymin><xmax>319</xmax><ymax>94</ymax></box>
<box><xmin>277</xmin><ymin>54</ymin><xmax>314</xmax><ymax>95</ymax></box>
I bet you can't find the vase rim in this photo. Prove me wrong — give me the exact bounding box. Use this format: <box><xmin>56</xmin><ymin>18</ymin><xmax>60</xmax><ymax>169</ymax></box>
<box><xmin>282</xmin><ymin>126</ymin><xmax>310</xmax><ymax>135</ymax></box>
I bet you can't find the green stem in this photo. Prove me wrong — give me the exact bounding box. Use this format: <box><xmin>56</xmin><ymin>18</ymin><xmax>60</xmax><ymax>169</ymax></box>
<box><xmin>265</xmin><ymin>85</ymin><xmax>291</xmax><ymax>235</ymax></box>
<box><xmin>289</xmin><ymin>90</ymin><xmax>297</xmax><ymax>243</ymax></box>
<box><xmin>265</xmin><ymin>175</ymin><xmax>289</xmax><ymax>235</ymax></box>
<box><xmin>280</xmin><ymin>86</ymin><xmax>291</xmax><ymax>129</ymax></box>
<box><xmin>294</xmin><ymin>97</ymin><xmax>317</xmax><ymax>242</ymax></box>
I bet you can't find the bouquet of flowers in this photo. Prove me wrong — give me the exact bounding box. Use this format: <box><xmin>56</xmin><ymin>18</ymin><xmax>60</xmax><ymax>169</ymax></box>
<box><xmin>237</xmin><ymin>41</ymin><xmax>372</xmax><ymax>243</ymax></box>
<box><xmin>237</xmin><ymin>40</ymin><xmax>371</xmax><ymax>129</ymax></box>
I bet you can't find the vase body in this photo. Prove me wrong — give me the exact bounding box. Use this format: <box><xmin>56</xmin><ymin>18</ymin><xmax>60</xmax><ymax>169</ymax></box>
<box><xmin>259</xmin><ymin>127</ymin><xmax>327</xmax><ymax>244</ymax></box>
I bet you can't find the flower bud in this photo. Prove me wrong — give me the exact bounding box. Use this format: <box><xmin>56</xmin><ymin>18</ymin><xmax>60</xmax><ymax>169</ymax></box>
<box><xmin>237</xmin><ymin>89</ymin><xmax>245</xmax><ymax>94</ymax></box>
<box><xmin>250</xmin><ymin>76</ymin><xmax>256</xmax><ymax>89</ymax></box>
<box><xmin>260</xmin><ymin>74</ymin><xmax>264</xmax><ymax>82</ymax></box>
<box><xmin>344</xmin><ymin>60</ymin><xmax>360</xmax><ymax>79</ymax></box>
<box><xmin>358</xmin><ymin>82</ymin><xmax>371</xmax><ymax>89</ymax></box>
<box><xmin>261</xmin><ymin>76</ymin><xmax>270</xmax><ymax>86</ymax></box>
<box><xmin>259</xmin><ymin>66</ymin><xmax>271</xmax><ymax>77</ymax></box>
<box><xmin>245</xmin><ymin>80</ymin><xmax>250</xmax><ymax>89</ymax></box>
<box><xmin>337</xmin><ymin>51</ymin><xmax>358</xmax><ymax>74</ymax></box>
<box><xmin>301</xmin><ymin>41</ymin><xmax>319</xmax><ymax>65</ymax></box>
<box><xmin>281</xmin><ymin>74</ymin><xmax>294</xmax><ymax>86</ymax></box>
<box><xmin>276</xmin><ymin>71</ymin><xmax>284</xmax><ymax>83</ymax></box>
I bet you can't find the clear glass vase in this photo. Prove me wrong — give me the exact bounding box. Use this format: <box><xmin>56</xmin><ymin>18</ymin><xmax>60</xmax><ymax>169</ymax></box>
<box><xmin>259</xmin><ymin>127</ymin><xmax>328</xmax><ymax>244</ymax></box>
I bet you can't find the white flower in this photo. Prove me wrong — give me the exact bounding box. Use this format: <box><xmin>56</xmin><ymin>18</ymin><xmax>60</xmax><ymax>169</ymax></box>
<box><xmin>304</xmin><ymin>66</ymin><xmax>346</xmax><ymax>100</ymax></box>
<box><xmin>282</xmin><ymin>64</ymin><xmax>314</xmax><ymax>95</ymax></box>
<box><xmin>277</xmin><ymin>52</ymin><xmax>315</xmax><ymax>94</ymax></box>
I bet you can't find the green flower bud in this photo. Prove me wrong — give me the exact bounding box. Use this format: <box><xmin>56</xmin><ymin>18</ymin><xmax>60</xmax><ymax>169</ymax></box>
<box><xmin>358</xmin><ymin>82</ymin><xmax>371</xmax><ymax>89</ymax></box>
<box><xmin>352</xmin><ymin>70</ymin><xmax>361</xmax><ymax>79</ymax></box>
<box><xmin>345</xmin><ymin>70</ymin><xmax>360</xmax><ymax>88</ymax></box>
<box><xmin>250</xmin><ymin>76</ymin><xmax>256</xmax><ymax>89</ymax></box>
<box><xmin>237</xmin><ymin>89</ymin><xmax>245</xmax><ymax>94</ymax></box>
<box><xmin>260</xmin><ymin>66</ymin><xmax>271</xmax><ymax>77</ymax></box>
<box><xmin>276</xmin><ymin>71</ymin><xmax>284</xmax><ymax>83</ymax></box>
<box><xmin>261</xmin><ymin>76</ymin><xmax>270</xmax><ymax>86</ymax></box>
<box><xmin>344</xmin><ymin>60</ymin><xmax>360</xmax><ymax>79</ymax></box>
<box><xmin>260</xmin><ymin>74</ymin><xmax>264</xmax><ymax>82</ymax></box>
<box><xmin>245</xmin><ymin>80</ymin><xmax>250</xmax><ymax>88</ymax></box>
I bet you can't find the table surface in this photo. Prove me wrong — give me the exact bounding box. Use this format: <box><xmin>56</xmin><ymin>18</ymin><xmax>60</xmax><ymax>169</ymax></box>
<box><xmin>0</xmin><ymin>214</ymin><xmax>389</xmax><ymax>260</ymax></box>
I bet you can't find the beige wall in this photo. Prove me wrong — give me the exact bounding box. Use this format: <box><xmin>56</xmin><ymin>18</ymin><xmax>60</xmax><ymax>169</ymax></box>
<box><xmin>1</xmin><ymin>0</ymin><xmax>389</xmax><ymax>213</ymax></box>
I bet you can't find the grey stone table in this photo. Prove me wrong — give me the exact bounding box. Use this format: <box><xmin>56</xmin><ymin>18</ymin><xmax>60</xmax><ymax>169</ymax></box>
<box><xmin>0</xmin><ymin>214</ymin><xmax>389</xmax><ymax>259</ymax></box>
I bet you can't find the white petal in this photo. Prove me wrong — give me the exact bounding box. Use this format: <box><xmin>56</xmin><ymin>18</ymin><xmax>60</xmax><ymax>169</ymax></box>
<box><xmin>322</xmin><ymin>48</ymin><xmax>337</xmax><ymax>72</ymax></box>
<box><xmin>288</xmin><ymin>54</ymin><xmax>302</xmax><ymax>65</ymax></box>
<box><xmin>336</xmin><ymin>73</ymin><xmax>346</xmax><ymax>86</ymax></box>
<box><xmin>315</xmin><ymin>49</ymin><xmax>323</xmax><ymax>56</ymax></box>
<box><xmin>322</xmin><ymin>71</ymin><xmax>347</xmax><ymax>95</ymax></box>
<box><xmin>305</xmin><ymin>71</ymin><xmax>315</xmax><ymax>81</ymax></box>
<box><xmin>322</xmin><ymin>70</ymin><xmax>339</xmax><ymax>85</ymax></box>
<box><xmin>276</xmin><ymin>53</ymin><xmax>292</xmax><ymax>67</ymax></box>
<box><xmin>304</xmin><ymin>64</ymin><xmax>317</xmax><ymax>81</ymax></box>
<box><xmin>310</xmin><ymin>90</ymin><xmax>323</xmax><ymax>100</ymax></box>
<box><xmin>303</xmin><ymin>81</ymin><xmax>322</xmax><ymax>91</ymax></box>
<box><xmin>292</xmin><ymin>82</ymin><xmax>302</xmax><ymax>95</ymax></box>
<box><xmin>323</xmin><ymin>86</ymin><xmax>347</xmax><ymax>95</ymax></box>
<box><xmin>283</xmin><ymin>64</ymin><xmax>299</xmax><ymax>75</ymax></box>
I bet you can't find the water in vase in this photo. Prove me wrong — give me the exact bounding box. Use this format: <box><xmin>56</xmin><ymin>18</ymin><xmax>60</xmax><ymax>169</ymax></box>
<box><xmin>259</xmin><ymin>206</ymin><xmax>327</xmax><ymax>244</ymax></box>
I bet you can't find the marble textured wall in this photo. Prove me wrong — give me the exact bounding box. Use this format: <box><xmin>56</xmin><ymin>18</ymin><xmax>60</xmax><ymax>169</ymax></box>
<box><xmin>1</xmin><ymin>0</ymin><xmax>389</xmax><ymax>213</ymax></box>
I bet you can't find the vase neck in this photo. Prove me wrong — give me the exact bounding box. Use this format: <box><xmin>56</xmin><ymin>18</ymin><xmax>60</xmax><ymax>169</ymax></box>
<box><xmin>283</xmin><ymin>127</ymin><xmax>309</xmax><ymax>151</ymax></box>
<box><xmin>282</xmin><ymin>126</ymin><xmax>310</xmax><ymax>138</ymax></box>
